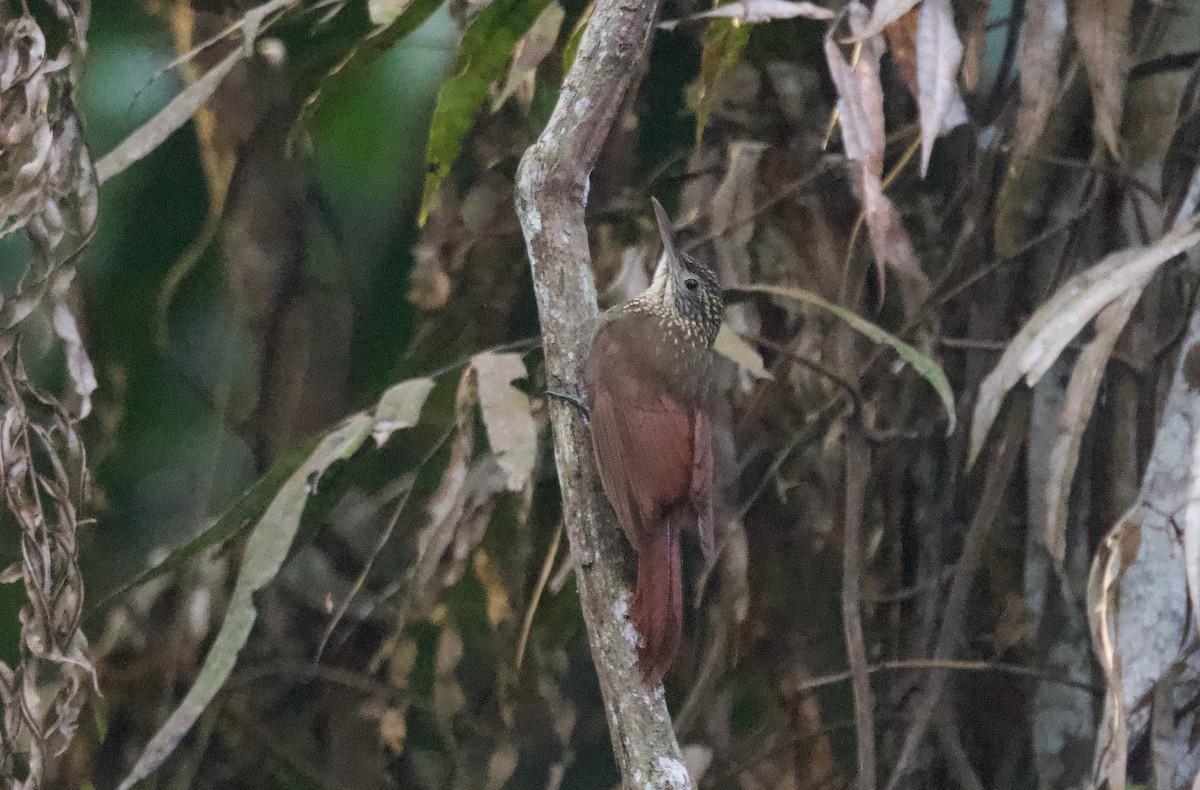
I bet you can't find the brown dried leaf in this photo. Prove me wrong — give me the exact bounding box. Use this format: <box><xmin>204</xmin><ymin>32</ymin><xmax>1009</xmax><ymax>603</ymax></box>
<box><xmin>434</xmin><ymin>628</ymin><xmax>466</xmax><ymax>728</ymax></box>
<box><xmin>1044</xmin><ymin>281</ymin><xmax>1146</xmax><ymax>565</ymax></box>
<box><xmin>1014</xmin><ymin>0</ymin><xmax>1068</xmax><ymax>156</ymax></box>
<box><xmin>916</xmin><ymin>0</ymin><xmax>968</xmax><ymax>175</ymax></box>
<box><xmin>969</xmin><ymin>217</ymin><xmax>1200</xmax><ymax>467</ymax></box>
<box><xmin>824</xmin><ymin>16</ymin><xmax>885</xmax><ymax>173</ymax></box>
<box><xmin>854</xmin><ymin>0</ymin><xmax>922</xmax><ymax>40</ymax></box>
<box><xmin>473</xmin><ymin>549</ymin><xmax>514</xmax><ymax>627</ymax></box>
<box><xmin>883</xmin><ymin>6</ymin><xmax>920</xmax><ymax>98</ymax></box>
<box><xmin>1074</xmin><ymin>0</ymin><xmax>1131</xmax><ymax>159</ymax></box>
<box><xmin>472</xmin><ymin>351</ymin><xmax>537</xmax><ymax>491</ymax></box>
<box><xmin>827</xmin><ymin>8</ymin><xmax>927</xmax><ymax>304</ymax></box>
<box><xmin>858</xmin><ymin>172</ymin><xmax>927</xmax><ymax>309</ymax></box>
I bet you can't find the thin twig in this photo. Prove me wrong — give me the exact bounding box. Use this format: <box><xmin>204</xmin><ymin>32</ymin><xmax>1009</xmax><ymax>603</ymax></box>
<box><xmin>843</xmin><ymin>428</ymin><xmax>876</xmax><ymax>790</ymax></box>
<box><xmin>795</xmin><ymin>657</ymin><xmax>1100</xmax><ymax>695</ymax></box>
<box><xmin>516</xmin><ymin>522</ymin><xmax>563</xmax><ymax>672</ymax></box>
<box><xmin>883</xmin><ymin>399</ymin><xmax>1028</xmax><ymax>790</ymax></box>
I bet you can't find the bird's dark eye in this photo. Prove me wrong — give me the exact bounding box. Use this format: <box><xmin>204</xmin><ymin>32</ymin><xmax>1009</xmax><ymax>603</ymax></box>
<box><xmin>684</xmin><ymin>278</ymin><xmax>699</xmax><ymax>291</ymax></box>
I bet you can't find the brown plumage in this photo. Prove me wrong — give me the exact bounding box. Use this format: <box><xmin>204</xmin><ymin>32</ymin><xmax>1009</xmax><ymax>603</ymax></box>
<box><xmin>584</xmin><ymin>199</ymin><xmax>723</xmax><ymax>684</ymax></box>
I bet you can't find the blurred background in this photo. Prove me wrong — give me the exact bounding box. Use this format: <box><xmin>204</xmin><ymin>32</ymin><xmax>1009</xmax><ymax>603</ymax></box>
<box><xmin>10</xmin><ymin>0</ymin><xmax>1200</xmax><ymax>786</ymax></box>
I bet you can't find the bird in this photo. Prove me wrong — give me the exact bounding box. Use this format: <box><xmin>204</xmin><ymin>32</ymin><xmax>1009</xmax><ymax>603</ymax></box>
<box><xmin>583</xmin><ymin>198</ymin><xmax>723</xmax><ymax>684</ymax></box>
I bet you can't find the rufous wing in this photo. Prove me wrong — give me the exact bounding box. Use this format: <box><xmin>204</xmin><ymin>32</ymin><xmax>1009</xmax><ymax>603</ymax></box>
<box><xmin>584</xmin><ymin>323</ymin><xmax>694</xmax><ymax>549</ymax></box>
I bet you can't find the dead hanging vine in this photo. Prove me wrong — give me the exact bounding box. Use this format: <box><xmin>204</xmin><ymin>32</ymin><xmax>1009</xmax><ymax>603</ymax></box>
<box><xmin>0</xmin><ymin>1</ymin><xmax>99</xmax><ymax>787</ymax></box>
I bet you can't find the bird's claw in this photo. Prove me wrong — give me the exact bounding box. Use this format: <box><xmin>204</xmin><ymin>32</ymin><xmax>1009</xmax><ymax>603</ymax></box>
<box><xmin>545</xmin><ymin>387</ymin><xmax>591</xmax><ymax>428</ymax></box>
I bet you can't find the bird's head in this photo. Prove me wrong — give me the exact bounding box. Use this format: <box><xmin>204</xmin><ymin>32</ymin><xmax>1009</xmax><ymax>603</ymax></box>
<box><xmin>644</xmin><ymin>198</ymin><xmax>723</xmax><ymax>346</ymax></box>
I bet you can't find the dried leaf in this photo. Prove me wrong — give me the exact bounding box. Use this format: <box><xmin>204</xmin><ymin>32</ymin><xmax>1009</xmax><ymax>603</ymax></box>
<box><xmin>827</xmin><ymin>8</ymin><xmax>926</xmax><ymax>302</ymax></box>
<box><xmin>824</xmin><ymin>18</ymin><xmax>885</xmax><ymax>172</ymax></box>
<box><xmin>733</xmin><ymin>283</ymin><xmax>956</xmax><ymax>433</ymax></box>
<box><xmin>969</xmin><ymin>217</ymin><xmax>1200</xmax><ymax>467</ymax></box>
<box><xmin>94</xmin><ymin>47</ymin><xmax>243</xmax><ymax>184</ymax></box>
<box><xmin>434</xmin><ymin>628</ymin><xmax>466</xmax><ymax>728</ymax></box>
<box><xmin>372</xmin><ymin>377</ymin><xmax>436</xmax><ymax>447</ymax></box>
<box><xmin>1014</xmin><ymin>0</ymin><xmax>1068</xmax><ymax>155</ymax></box>
<box><xmin>660</xmin><ymin>0</ymin><xmax>836</xmax><ymax>29</ymax></box>
<box><xmin>486</xmin><ymin>742</ymin><xmax>519</xmax><ymax>790</ymax></box>
<box><xmin>1044</xmin><ymin>281</ymin><xmax>1146</xmax><ymax>565</ymax></box>
<box><xmin>473</xmin><ymin>550</ymin><xmax>514</xmax><ymax>626</ymax></box>
<box><xmin>915</xmin><ymin>0</ymin><xmax>968</xmax><ymax>175</ymax></box>
<box><xmin>492</xmin><ymin>2</ymin><xmax>564</xmax><ymax>111</ymax></box>
<box><xmin>51</xmin><ymin>273</ymin><xmax>96</xmax><ymax>419</ymax></box>
<box><xmin>858</xmin><ymin>171</ymin><xmax>927</xmax><ymax>309</ymax></box>
<box><xmin>0</xmin><ymin>563</ymin><xmax>20</xmax><ymax>584</ymax></box>
<box><xmin>883</xmin><ymin>6</ymin><xmax>920</xmax><ymax>98</ymax></box>
<box><xmin>117</xmin><ymin>414</ymin><xmax>374</xmax><ymax>790</ymax></box>
<box><xmin>380</xmin><ymin>707</ymin><xmax>408</xmax><ymax>754</ymax></box>
<box><xmin>1074</xmin><ymin>0</ymin><xmax>1131</xmax><ymax>159</ymax></box>
<box><xmin>714</xmin><ymin>325</ymin><xmax>772</xmax><ymax>379</ymax></box>
<box><xmin>473</xmin><ymin>351</ymin><xmax>536</xmax><ymax>491</ymax></box>
<box><xmin>88</xmin><ymin>451</ymin><xmax>304</xmax><ymax>617</ymax></box>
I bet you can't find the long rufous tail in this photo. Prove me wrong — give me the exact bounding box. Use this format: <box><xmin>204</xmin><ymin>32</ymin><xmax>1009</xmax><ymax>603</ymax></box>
<box><xmin>628</xmin><ymin>511</ymin><xmax>683</xmax><ymax>685</ymax></box>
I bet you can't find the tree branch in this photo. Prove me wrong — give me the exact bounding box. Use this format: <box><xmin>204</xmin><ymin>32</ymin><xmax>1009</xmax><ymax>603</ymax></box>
<box><xmin>514</xmin><ymin>0</ymin><xmax>693</xmax><ymax>787</ymax></box>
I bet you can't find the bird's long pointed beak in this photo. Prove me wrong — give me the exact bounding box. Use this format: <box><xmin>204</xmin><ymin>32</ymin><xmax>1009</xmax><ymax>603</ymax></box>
<box><xmin>650</xmin><ymin>198</ymin><xmax>684</xmax><ymax>280</ymax></box>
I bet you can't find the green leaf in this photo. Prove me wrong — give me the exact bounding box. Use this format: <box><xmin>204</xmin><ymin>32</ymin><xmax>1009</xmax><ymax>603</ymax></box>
<box><xmin>86</xmin><ymin>448</ymin><xmax>308</xmax><ymax>621</ymax></box>
<box><xmin>419</xmin><ymin>0</ymin><xmax>552</xmax><ymax>224</ymax></box>
<box><xmin>291</xmin><ymin>0</ymin><xmax>446</xmax><ymax>151</ymax></box>
<box><xmin>732</xmin><ymin>284</ymin><xmax>957</xmax><ymax>434</ymax></box>
<box><xmin>689</xmin><ymin>19</ymin><xmax>751</xmax><ymax>146</ymax></box>
<box><xmin>117</xmin><ymin>415</ymin><xmax>375</xmax><ymax>790</ymax></box>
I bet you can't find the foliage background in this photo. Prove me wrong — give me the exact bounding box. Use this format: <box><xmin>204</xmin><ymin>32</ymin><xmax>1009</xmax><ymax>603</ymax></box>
<box><xmin>3</xmin><ymin>0</ymin><xmax>1200</xmax><ymax>786</ymax></box>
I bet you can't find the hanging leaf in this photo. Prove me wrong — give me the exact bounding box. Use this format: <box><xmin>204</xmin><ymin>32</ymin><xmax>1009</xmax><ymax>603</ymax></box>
<box><xmin>1014</xmin><ymin>0</ymin><xmax>1068</xmax><ymax>156</ymax></box>
<box><xmin>731</xmin><ymin>283</ymin><xmax>957</xmax><ymax>433</ymax></box>
<box><xmin>661</xmin><ymin>0</ymin><xmax>835</xmax><ymax>29</ymax></box>
<box><xmin>94</xmin><ymin>46</ymin><xmax>243</xmax><ymax>184</ymax></box>
<box><xmin>690</xmin><ymin>20</ymin><xmax>751</xmax><ymax>146</ymax></box>
<box><xmin>853</xmin><ymin>0</ymin><xmax>922</xmax><ymax>41</ymax></box>
<box><xmin>51</xmin><ymin>272</ymin><xmax>96</xmax><ymax>419</ymax></box>
<box><xmin>373</xmin><ymin>377</ymin><xmax>437</xmax><ymax>447</ymax></box>
<box><xmin>472</xmin><ymin>351</ymin><xmax>537</xmax><ymax>491</ymax></box>
<box><xmin>826</xmin><ymin>6</ymin><xmax>926</xmax><ymax>304</ymax></box>
<box><xmin>915</xmin><ymin>0</ymin><xmax>967</xmax><ymax>175</ymax></box>
<box><xmin>1044</xmin><ymin>282</ymin><xmax>1147</xmax><ymax>565</ymax></box>
<box><xmin>883</xmin><ymin>5</ymin><xmax>920</xmax><ymax>98</ymax></box>
<box><xmin>117</xmin><ymin>414</ymin><xmax>375</xmax><ymax>790</ymax></box>
<box><xmin>969</xmin><ymin>217</ymin><xmax>1200</xmax><ymax>467</ymax></box>
<box><xmin>419</xmin><ymin>0</ymin><xmax>552</xmax><ymax>223</ymax></box>
<box><xmin>1074</xmin><ymin>0</ymin><xmax>1132</xmax><ymax>159</ymax></box>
